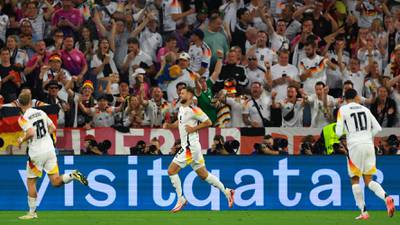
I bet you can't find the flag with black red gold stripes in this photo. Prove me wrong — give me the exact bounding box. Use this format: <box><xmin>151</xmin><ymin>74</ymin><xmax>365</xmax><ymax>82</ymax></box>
<box><xmin>0</xmin><ymin>105</ymin><xmax>59</xmax><ymax>151</ymax></box>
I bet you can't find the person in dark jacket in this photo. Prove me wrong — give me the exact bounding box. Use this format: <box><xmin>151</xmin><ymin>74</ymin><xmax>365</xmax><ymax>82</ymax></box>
<box><xmin>213</xmin><ymin>50</ymin><xmax>249</xmax><ymax>95</ymax></box>
<box><xmin>231</xmin><ymin>7</ymin><xmax>252</xmax><ymax>53</ymax></box>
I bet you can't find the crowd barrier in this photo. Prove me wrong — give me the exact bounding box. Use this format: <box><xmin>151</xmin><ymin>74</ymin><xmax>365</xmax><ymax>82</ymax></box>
<box><xmin>0</xmin><ymin>156</ymin><xmax>399</xmax><ymax>210</ymax></box>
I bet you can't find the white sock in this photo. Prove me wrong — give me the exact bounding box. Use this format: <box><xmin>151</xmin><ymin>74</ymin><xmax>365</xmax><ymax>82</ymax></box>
<box><xmin>352</xmin><ymin>184</ymin><xmax>366</xmax><ymax>213</ymax></box>
<box><xmin>368</xmin><ymin>181</ymin><xmax>387</xmax><ymax>201</ymax></box>
<box><xmin>28</xmin><ymin>196</ymin><xmax>36</xmax><ymax>213</ymax></box>
<box><xmin>169</xmin><ymin>174</ymin><xmax>183</xmax><ymax>198</ymax></box>
<box><xmin>205</xmin><ymin>173</ymin><xmax>226</xmax><ymax>195</ymax></box>
<box><xmin>62</xmin><ymin>173</ymin><xmax>73</xmax><ymax>184</ymax></box>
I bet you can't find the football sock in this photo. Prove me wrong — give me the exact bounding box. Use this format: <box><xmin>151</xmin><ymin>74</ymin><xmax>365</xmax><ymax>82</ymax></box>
<box><xmin>28</xmin><ymin>196</ymin><xmax>36</xmax><ymax>214</ymax></box>
<box><xmin>169</xmin><ymin>174</ymin><xmax>183</xmax><ymax>198</ymax></box>
<box><xmin>368</xmin><ymin>181</ymin><xmax>386</xmax><ymax>201</ymax></box>
<box><xmin>205</xmin><ymin>173</ymin><xmax>226</xmax><ymax>195</ymax></box>
<box><xmin>62</xmin><ymin>173</ymin><xmax>73</xmax><ymax>184</ymax></box>
<box><xmin>352</xmin><ymin>184</ymin><xmax>366</xmax><ymax>213</ymax></box>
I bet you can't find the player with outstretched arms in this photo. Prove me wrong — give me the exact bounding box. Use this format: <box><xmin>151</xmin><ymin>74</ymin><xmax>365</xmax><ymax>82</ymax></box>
<box><xmin>163</xmin><ymin>86</ymin><xmax>234</xmax><ymax>212</ymax></box>
<box><xmin>336</xmin><ymin>88</ymin><xmax>395</xmax><ymax>220</ymax></box>
<box><xmin>17</xmin><ymin>92</ymin><xmax>88</xmax><ymax>220</ymax></box>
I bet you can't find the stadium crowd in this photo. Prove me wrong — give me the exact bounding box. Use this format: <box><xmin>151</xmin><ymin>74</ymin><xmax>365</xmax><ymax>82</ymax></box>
<box><xmin>0</xmin><ymin>0</ymin><xmax>400</xmax><ymax>155</ymax></box>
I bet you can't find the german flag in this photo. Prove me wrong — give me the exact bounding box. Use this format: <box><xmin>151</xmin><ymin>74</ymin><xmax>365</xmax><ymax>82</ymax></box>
<box><xmin>0</xmin><ymin>105</ymin><xmax>59</xmax><ymax>151</ymax></box>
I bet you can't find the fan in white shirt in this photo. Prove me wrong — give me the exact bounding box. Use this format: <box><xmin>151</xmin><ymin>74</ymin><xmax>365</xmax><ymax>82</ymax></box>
<box><xmin>245</xmin><ymin>51</ymin><xmax>272</xmax><ymax>90</ymax></box>
<box><xmin>254</xmin><ymin>31</ymin><xmax>278</xmax><ymax>70</ymax></box>
<box><xmin>271</xmin><ymin>85</ymin><xmax>304</xmax><ymax>127</ymax></box>
<box><xmin>303</xmin><ymin>81</ymin><xmax>339</xmax><ymax>128</ymax></box>
<box><xmin>271</xmin><ymin>50</ymin><xmax>299</xmax><ymax>102</ymax></box>
<box><xmin>299</xmin><ymin>40</ymin><xmax>335</xmax><ymax>95</ymax></box>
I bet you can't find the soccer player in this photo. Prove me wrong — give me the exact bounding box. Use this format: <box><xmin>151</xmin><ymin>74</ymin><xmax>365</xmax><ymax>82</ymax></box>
<box><xmin>16</xmin><ymin>92</ymin><xmax>88</xmax><ymax>220</ymax></box>
<box><xmin>163</xmin><ymin>87</ymin><xmax>234</xmax><ymax>212</ymax></box>
<box><xmin>336</xmin><ymin>89</ymin><xmax>395</xmax><ymax>220</ymax></box>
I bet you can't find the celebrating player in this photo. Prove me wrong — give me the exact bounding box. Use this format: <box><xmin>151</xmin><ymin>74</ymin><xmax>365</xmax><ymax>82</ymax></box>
<box><xmin>163</xmin><ymin>87</ymin><xmax>234</xmax><ymax>212</ymax></box>
<box><xmin>336</xmin><ymin>89</ymin><xmax>395</xmax><ymax>220</ymax></box>
<box><xmin>17</xmin><ymin>92</ymin><xmax>88</xmax><ymax>220</ymax></box>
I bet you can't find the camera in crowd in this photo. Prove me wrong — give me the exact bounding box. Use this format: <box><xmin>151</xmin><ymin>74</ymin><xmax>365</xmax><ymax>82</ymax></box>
<box><xmin>254</xmin><ymin>135</ymin><xmax>288</xmax><ymax>155</ymax></box>
<box><xmin>207</xmin><ymin>135</ymin><xmax>240</xmax><ymax>155</ymax></box>
<box><xmin>130</xmin><ymin>137</ymin><xmax>161</xmax><ymax>155</ymax></box>
<box><xmin>376</xmin><ymin>135</ymin><xmax>400</xmax><ymax>155</ymax></box>
<box><xmin>81</xmin><ymin>135</ymin><xmax>111</xmax><ymax>155</ymax></box>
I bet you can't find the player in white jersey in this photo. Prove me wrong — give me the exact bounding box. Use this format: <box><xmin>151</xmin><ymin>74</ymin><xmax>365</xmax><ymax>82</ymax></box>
<box><xmin>163</xmin><ymin>87</ymin><xmax>234</xmax><ymax>213</ymax></box>
<box><xmin>336</xmin><ymin>89</ymin><xmax>395</xmax><ymax>220</ymax></box>
<box><xmin>16</xmin><ymin>92</ymin><xmax>88</xmax><ymax>220</ymax></box>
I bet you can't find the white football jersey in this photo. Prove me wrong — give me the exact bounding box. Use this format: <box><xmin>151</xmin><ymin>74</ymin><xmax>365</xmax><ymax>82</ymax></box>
<box><xmin>336</xmin><ymin>102</ymin><xmax>382</xmax><ymax>149</ymax></box>
<box><xmin>178</xmin><ymin>105</ymin><xmax>209</xmax><ymax>148</ymax></box>
<box><xmin>18</xmin><ymin>108</ymin><xmax>55</xmax><ymax>157</ymax></box>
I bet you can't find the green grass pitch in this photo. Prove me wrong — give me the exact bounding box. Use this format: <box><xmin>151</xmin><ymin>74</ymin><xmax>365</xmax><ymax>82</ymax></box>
<box><xmin>0</xmin><ymin>210</ymin><xmax>398</xmax><ymax>225</ymax></box>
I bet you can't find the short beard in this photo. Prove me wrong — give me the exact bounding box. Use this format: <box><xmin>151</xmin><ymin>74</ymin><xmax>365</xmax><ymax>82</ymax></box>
<box><xmin>180</xmin><ymin>99</ymin><xmax>187</xmax><ymax>104</ymax></box>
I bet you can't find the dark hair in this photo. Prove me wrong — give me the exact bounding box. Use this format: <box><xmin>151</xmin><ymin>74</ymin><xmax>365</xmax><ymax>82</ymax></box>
<box><xmin>264</xmin><ymin>135</ymin><xmax>273</xmax><ymax>140</ymax></box>
<box><xmin>127</xmin><ymin>37</ymin><xmax>139</xmax><ymax>45</ymax></box>
<box><xmin>344</xmin><ymin>88</ymin><xmax>358</xmax><ymax>100</ymax></box>
<box><xmin>176</xmin><ymin>82</ymin><xmax>187</xmax><ymax>89</ymax></box>
<box><xmin>315</xmin><ymin>81</ymin><xmax>326</xmax><ymax>87</ymax></box>
<box><xmin>278</xmin><ymin>49</ymin><xmax>290</xmax><ymax>56</ymax></box>
<box><xmin>165</xmin><ymin>35</ymin><xmax>177</xmax><ymax>43</ymax></box>
<box><xmin>343</xmin><ymin>80</ymin><xmax>354</xmax><ymax>87</ymax></box>
<box><xmin>183</xmin><ymin>86</ymin><xmax>195</xmax><ymax>95</ymax></box>
<box><xmin>64</xmin><ymin>34</ymin><xmax>74</xmax><ymax>40</ymax></box>
<box><xmin>0</xmin><ymin>47</ymin><xmax>9</xmax><ymax>54</ymax></box>
<box><xmin>236</xmin><ymin>8</ymin><xmax>248</xmax><ymax>20</ymax></box>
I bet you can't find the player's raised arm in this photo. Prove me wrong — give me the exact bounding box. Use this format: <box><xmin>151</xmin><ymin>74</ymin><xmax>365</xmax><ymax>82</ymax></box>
<box><xmin>335</xmin><ymin>108</ymin><xmax>345</xmax><ymax>138</ymax></box>
<box><xmin>369</xmin><ymin>110</ymin><xmax>382</xmax><ymax>137</ymax></box>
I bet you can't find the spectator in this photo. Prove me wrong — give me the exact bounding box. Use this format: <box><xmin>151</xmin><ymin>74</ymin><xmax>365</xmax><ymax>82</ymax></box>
<box><xmin>40</xmin><ymin>53</ymin><xmax>72</xmax><ymax>102</ymax></box>
<box><xmin>246</xmin><ymin>50</ymin><xmax>272</xmax><ymax>91</ymax></box>
<box><xmin>194</xmin><ymin>50</ymin><xmax>224</xmax><ymax>125</ymax></box>
<box><xmin>324</xmin><ymin>35</ymin><xmax>350</xmax><ymax>98</ymax></box>
<box><xmin>364</xmin><ymin>61</ymin><xmax>384</xmax><ymax>98</ymax></box>
<box><xmin>188</xmin><ymin>29</ymin><xmax>211</xmax><ymax>78</ymax></box>
<box><xmin>370</xmin><ymin>86</ymin><xmax>397</xmax><ymax>127</ymax></box>
<box><xmin>123</xmin><ymin>95</ymin><xmax>145</xmax><ymax>128</ymax></box>
<box><xmin>231</xmin><ymin>8</ymin><xmax>252</xmax><ymax>53</ymax></box>
<box><xmin>262</xmin><ymin>11</ymin><xmax>290</xmax><ymax>52</ymax></box>
<box><xmin>166</xmin><ymin>52</ymin><xmax>195</xmax><ymax>102</ymax></box>
<box><xmin>75</xmin><ymin>26</ymin><xmax>98</xmax><ymax>62</ymax></box>
<box><xmin>291</xmin><ymin>18</ymin><xmax>317</xmax><ymax>67</ymax></box>
<box><xmin>23</xmin><ymin>0</ymin><xmax>54</xmax><ymax>41</ymax></box>
<box><xmin>357</xmin><ymin>33</ymin><xmax>385</xmax><ymax>73</ymax></box>
<box><xmin>271</xmin><ymin>85</ymin><xmax>304</xmax><ymax>128</ymax></box>
<box><xmin>6</xmin><ymin>35</ymin><xmax>28</xmax><ymax>69</ymax></box>
<box><xmin>91</xmin><ymin>93</ymin><xmax>122</xmax><ymax>128</ymax></box>
<box><xmin>384</xmin><ymin>45</ymin><xmax>400</xmax><ymax>78</ymax></box>
<box><xmin>156</xmin><ymin>35</ymin><xmax>178</xmax><ymax>65</ymax></box>
<box><xmin>310</xmin><ymin>0</ymin><xmax>337</xmax><ymax>39</ymax></box>
<box><xmin>60</xmin><ymin>35</ymin><xmax>88</xmax><ymax>84</ymax></box>
<box><xmin>173</xmin><ymin>22</ymin><xmax>190</xmax><ymax>52</ymax></box>
<box><xmin>159</xmin><ymin>0</ymin><xmax>194</xmax><ymax>38</ymax></box>
<box><xmin>243</xmin><ymin>81</ymin><xmax>272</xmax><ymax>127</ymax></box>
<box><xmin>299</xmin><ymin>40</ymin><xmax>334</xmax><ymax>96</ymax></box>
<box><xmin>137</xmin><ymin>13</ymin><xmax>162</xmax><ymax>62</ymax></box>
<box><xmin>51</xmin><ymin>0</ymin><xmax>84</xmax><ymax>35</ymax></box>
<box><xmin>0</xmin><ymin>48</ymin><xmax>21</xmax><ymax>103</ymax></box>
<box><xmin>19</xmin><ymin>33</ymin><xmax>35</xmax><ymax>59</ymax></box>
<box><xmin>42</xmin><ymin>80</ymin><xmax>70</xmax><ymax>128</ymax></box>
<box><xmin>112</xmin><ymin>80</ymin><xmax>131</xmax><ymax>127</ymax></box>
<box><xmin>143</xmin><ymin>86</ymin><xmax>172</xmax><ymax>128</ymax></box>
<box><xmin>303</xmin><ymin>81</ymin><xmax>338</xmax><ymax>128</ymax></box>
<box><xmin>24</xmin><ymin>40</ymin><xmax>51</xmax><ymax>96</ymax></box>
<box><xmin>271</xmin><ymin>49</ymin><xmax>299</xmax><ymax>102</ymax></box>
<box><xmin>71</xmin><ymin>80</ymin><xmax>96</xmax><ymax>128</ymax></box>
<box><xmin>214</xmin><ymin>49</ymin><xmax>248</xmax><ymax>95</ymax></box>
<box><xmin>219</xmin><ymin>0</ymin><xmax>244</xmax><ymax>32</ymax></box>
<box><xmin>91</xmin><ymin>37</ymin><xmax>118</xmax><ymax>93</ymax></box>
<box><xmin>122</xmin><ymin>37</ymin><xmax>154</xmax><ymax>81</ymax></box>
<box><xmin>204</xmin><ymin>13</ymin><xmax>229</xmax><ymax>68</ymax></box>
<box><xmin>253</xmin><ymin>30</ymin><xmax>277</xmax><ymax>70</ymax></box>
<box><xmin>47</xmin><ymin>29</ymin><xmax>65</xmax><ymax>52</ymax></box>
<box><xmin>338</xmin><ymin>51</ymin><xmax>366</xmax><ymax>97</ymax></box>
